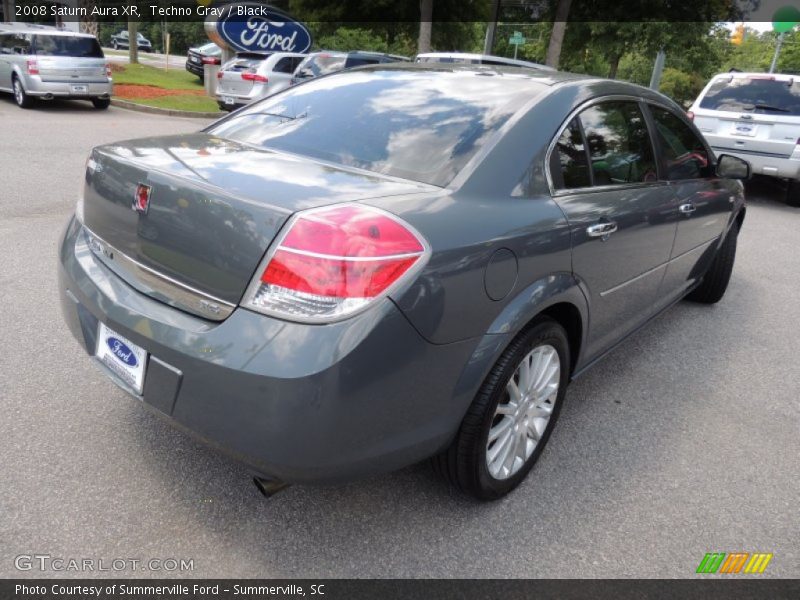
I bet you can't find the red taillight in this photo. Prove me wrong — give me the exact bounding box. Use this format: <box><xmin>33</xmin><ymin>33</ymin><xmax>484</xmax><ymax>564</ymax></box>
<box><xmin>26</xmin><ymin>60</ymin><xmax>39</xmax><ymax>75</ymax></box>
<box><xmin>201</xmin><ymin>56</ymin><xmax>220</xmax><ymax>65</ymax></box>
<box><xmin>245</xmin><ymin>204</ymin><xmax>427</xmax><ymax>321</ymax></box>
<box><xmin>686</xmin><ymin>111</ymin><xmax>695</xmax><ymax>121</ymax></box>
<box><xmin>105</xmin><ymin>63</ymin><xmax>112</xmax><ymax>77</ymax></box>
<box><xmin>242</xmin><ymin>72</ymin><xmax>268</xmax><ymax>83</ymax></box>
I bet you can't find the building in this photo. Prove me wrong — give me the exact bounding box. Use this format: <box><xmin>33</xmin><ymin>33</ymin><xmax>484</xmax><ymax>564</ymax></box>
<box><xmin>1</xmin><ymin>0</ymin><xmax>87</xmax><ymax>33</ymax></box>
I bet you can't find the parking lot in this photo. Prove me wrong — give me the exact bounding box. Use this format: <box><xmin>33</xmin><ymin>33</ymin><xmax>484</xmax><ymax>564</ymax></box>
<box><xmin>0</xmin><ymin>97</ymin><xmax>797</xmax><ymax>578</ymax></box>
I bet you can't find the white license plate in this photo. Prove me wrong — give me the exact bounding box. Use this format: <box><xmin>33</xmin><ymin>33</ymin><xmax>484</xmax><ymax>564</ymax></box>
<box><xmin>70</xmin><ymin>84</ymin><xmax>89</xmax><ymax>94</ymax></box>
<box><xmin>224</xmin><ymin>96</ymin><xmax>235</xmax><ymax>105</ymax></box>
<box><xmin>96</xmin><ymin>323</ymin><xmax>147</xmax><ymax>394</ymax></box>
<box><xmin>731</xmin><ymin>122</ymin><xmax>757</xmax><ymax>137</ymax></box>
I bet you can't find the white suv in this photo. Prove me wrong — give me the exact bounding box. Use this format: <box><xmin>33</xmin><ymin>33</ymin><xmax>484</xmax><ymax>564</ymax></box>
<box><xmin>689</xmin><ymin>72</ymin><xmax>800</xmax><ymax>206</ymax></box>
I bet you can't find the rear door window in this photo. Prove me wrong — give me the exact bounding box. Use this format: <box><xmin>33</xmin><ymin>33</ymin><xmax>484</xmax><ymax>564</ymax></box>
<box><xmin>272</xmin><ymin>57</ymin><xmax>296</xmax><ymax>74</ymax></box>
<box><xmin>578</xmin><ymin>101</ymin><xmax>658</xmax><ymax>186</ymax></box>
<box><xmin>699</xmin><ymin>77</ymin><xmax>800</xmax><ymax>116</ymax></box>
<box><xmin>649</xmin><ymin>106</ymin><xmax>712</xmax><ymax>180</ymax></box>
<box><xmin>33</xmin><ymin>35</ymin><xmax>103</xmax><ymax>58</ymax></box>
<box><xmin>8</xmin><ymin>33</ymin><xmax>32</xmax><ymax>55</ymax></box>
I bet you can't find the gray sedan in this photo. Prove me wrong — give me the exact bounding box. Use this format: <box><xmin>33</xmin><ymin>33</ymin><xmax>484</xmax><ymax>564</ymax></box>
<box><xmin>58</xmin><ymin>64</ymin><xmax>748</xmax><ymax>500</ymax></box>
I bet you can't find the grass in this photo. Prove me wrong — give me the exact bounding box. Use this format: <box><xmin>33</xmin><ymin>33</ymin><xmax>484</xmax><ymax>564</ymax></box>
<box><xmin>112</xmin><ymin>63</ymin><xmax>203</xmax><ymax>91</ymax></box>
<box><xmin>124</xmin><ymin>95</ymin><xmax>221</xmax><ymax>113</ymax></box>
<box><xmin>111</xmin><ymin>63</ymin><xmax>221</xmax><ymax>113</ymax></box>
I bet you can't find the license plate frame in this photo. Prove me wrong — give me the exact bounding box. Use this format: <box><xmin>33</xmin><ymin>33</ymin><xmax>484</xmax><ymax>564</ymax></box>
<box><xmin>70</xmin><ymin>84</ymin><xmax>89</xmax><ymax>94</ymax></box>
<box><xmin>224</xmin><ymin>96</ymin><xmax>235</xmax><ymax>105</ymax></box>
<box><xmin>95</xmin><ymin>322</ymin><xmax>147</xmax><ymax>395</ymax></box>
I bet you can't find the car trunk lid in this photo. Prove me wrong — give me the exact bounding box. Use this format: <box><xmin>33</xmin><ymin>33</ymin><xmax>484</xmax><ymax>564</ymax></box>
<box><xmin>81</xmin><ymin>133</ymin><xmax>432</xmax><ymax>319</ymax></box>
<box><xmin>36</xmin><ymin>56</ymin><xmax>107</xmax><ymax>83</ymax></box>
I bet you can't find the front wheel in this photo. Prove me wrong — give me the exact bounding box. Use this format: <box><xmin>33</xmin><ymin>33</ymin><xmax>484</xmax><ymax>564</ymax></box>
<box><xmin>112</xmin><ymin>40</ymin><xmax>118</xmax><ymax>50</ymax></box>
<box><xmin>686</xmin><ymin>225</ymin><xmax>738</xmax><ymax>304</ymax></box>
<box><xmin>433</xmin><ymin>318</ymin><xmax>570</xmax><ymax>500</ymax></box>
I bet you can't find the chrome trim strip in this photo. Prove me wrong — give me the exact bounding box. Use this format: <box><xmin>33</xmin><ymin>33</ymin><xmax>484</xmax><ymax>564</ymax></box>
<box><xmin>599</xmin><ymin>261</ymin><xmax>667</xmax><ymax>297</ymax></box>
<box><xmin>81</xmin><ymin>226</ymin><xmax>235</xmax><ymax>321</ymax></box>
<box><xmin>277</xmin><ymin>246</ymin><xmax>424</xmax><ymax>262</ymax></box>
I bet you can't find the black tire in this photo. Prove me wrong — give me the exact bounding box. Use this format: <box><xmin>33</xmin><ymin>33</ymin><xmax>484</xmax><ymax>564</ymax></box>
<box><xmin>787</xmin><ymin>180</ymin><xmax>800</xmax><ymax>208</ymax></box>
<box><xmin>12</xmin><ymin>76</ymin><xmax>34</xmax><ymax>109</ymax></box>
<box><xmin>433</xmin><ymin>317</ymin><xmax>570</xmax><ymax>500</ymax></box>
<box><xmin>686</xmin><ymin>226</ymin><xmax>738</xmax><ymax>304</ymax></box>
<box><xmin>91</xmin><ymin>98</ymin><xmax>111</xmax><ymax>110</ymax></box>
<box><xmin>112</xmin><ymin>40</ymin><xmax>118</xmax><ymax>50</ymax></box>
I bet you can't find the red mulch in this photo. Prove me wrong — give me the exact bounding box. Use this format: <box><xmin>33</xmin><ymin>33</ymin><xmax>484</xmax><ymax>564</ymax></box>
<box><xmin>114</xmin><ymin>84</ymin><xmax>206</xmax><ymax>100</ymax></box>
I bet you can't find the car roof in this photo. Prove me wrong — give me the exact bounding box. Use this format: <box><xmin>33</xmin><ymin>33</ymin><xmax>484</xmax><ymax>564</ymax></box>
<box><xmin>708</xmin><ymin>71</ymin><xmax>797</xmax><ymax>82</ymax></box>
<box><xmin>352</xmin><ymin>61</ymin><xmax>585</xmax><ymax>86</ymax></box>
<box><xmin>416</xmin><ymin>52</ymin><xmax>554</xmax><ymax>71</ymax></box>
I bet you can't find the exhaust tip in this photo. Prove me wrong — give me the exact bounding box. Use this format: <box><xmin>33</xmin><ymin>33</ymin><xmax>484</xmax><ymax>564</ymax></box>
<box><xmin>253</xmin><ymin>476</ymin><xmax>290</xmax><ymax>498</ymax></box>
<box><xmin>42</xmin><ymin>94</ymin><xmax>53</xmax><ymax>100</ymax></box>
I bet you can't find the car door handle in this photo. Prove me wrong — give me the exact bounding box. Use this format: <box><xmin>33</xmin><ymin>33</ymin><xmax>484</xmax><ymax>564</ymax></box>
<box><xmin>586</xmin><ymin>221</ymin><xmax>618</xmax><ymax>239</ymax></box>
<box><xmin>679</xmin><ymin>203</ymin><xmax>696</xmax><ymax>215</ymax></box>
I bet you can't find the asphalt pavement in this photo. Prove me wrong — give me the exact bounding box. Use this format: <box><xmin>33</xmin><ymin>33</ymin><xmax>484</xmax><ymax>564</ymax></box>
<box><xmin>0</xmin><ymin>95</ymin><xmax>798</xmax><ymax>579</ymax></box>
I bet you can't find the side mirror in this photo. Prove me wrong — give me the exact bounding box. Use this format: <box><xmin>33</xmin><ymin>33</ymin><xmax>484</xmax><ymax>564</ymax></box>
<box><xmin>716</xmin><ymin>154</ymin><xmax>750</xmax><ymax>180</ymax></box>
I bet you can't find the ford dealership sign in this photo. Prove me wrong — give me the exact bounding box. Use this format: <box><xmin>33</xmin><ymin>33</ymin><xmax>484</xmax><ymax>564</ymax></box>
<box><xmin>204</xmin><ymin>2</ymin><xmax>313</xmax><ymax>54</ymax></box>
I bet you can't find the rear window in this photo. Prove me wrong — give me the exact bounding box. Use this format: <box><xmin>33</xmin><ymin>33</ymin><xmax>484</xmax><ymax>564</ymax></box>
<box><xmin>33</xmin><ymin>35</ymin><xmax>103</xmax><ymax>58</ymax></box>
<box><xmin>296</xmin><ymin>55</ymin><xmax>346</xmax><ymax>78</ymax></box>
<box><xmin>345</xmin><ymin>56</ymin><xmax>381</xmax><ymax>68</ymax></box>
<box><xmin>209</xmin><ymin>69</ymin><xmax>541</xmax><ymax>187</ymax></box>
<box><xmin>699</xmin><ymin>77</ymin><xmax>800</xmax><ymax>116</ymax></box>
<box><xmin>224</xmin><ymin>58</ymin><xmax>264</xmax><ymax>72</ymax></box>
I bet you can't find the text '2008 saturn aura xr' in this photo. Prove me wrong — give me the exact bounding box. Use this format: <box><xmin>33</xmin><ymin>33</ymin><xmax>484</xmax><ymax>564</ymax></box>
<box><xmin>59</xmin><ymin>64</ymin><xmax>749</xmax><ymax>500</ymax></box>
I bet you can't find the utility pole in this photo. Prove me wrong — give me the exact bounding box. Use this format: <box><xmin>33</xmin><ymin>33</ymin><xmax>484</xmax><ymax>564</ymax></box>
<box><xmin>769</xmin><ymin>32</ymin><xmax>785</xmax><ymax>74</ymax></box>
<box><xmin>649</xmin><ymin>48</ymin><xmax>666</xmax><ymax>90</ymax></box>
<box><xmin>483</xmin><ymin>0</ymin><xmax>502</xmax><ymax>55</ymax></box>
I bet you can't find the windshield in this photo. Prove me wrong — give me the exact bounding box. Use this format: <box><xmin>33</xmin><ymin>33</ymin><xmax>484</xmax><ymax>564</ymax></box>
<box><xmin>208</xmin><ymin>69</ymin><xmax>541</xmax><ymax>186</ymax></box>
<box><xmin>33</xmin><ymin>35</ymin><xmax>103</xmax><ymax>58</ymax></box>
<box><xmin>699</xmin><ymin>77</ymin><xmax>800</xmax><ymax>116</ymax></box>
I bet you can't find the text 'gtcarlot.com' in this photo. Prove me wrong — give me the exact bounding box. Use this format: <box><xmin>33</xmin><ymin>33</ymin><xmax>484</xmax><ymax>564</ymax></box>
<box><xmin>14</xmin><ymin>554</ymin><xmax>194</xmax><ymax>572</ymax></box>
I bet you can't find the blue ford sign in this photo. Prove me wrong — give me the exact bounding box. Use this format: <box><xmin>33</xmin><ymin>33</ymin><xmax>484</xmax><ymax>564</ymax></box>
<box><xmin>205</xmin><ymin>2</ymin><xmax>313</xmax><ymax>55</ymax></box>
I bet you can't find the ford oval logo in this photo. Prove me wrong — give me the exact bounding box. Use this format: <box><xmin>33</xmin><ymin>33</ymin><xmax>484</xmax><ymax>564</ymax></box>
<box><xmin>205</xmin><ymin>3</ymin><xmax>312</xmax><ymax>55</ymax></box>
<box><xmin>106</xmin><ymin>337</ymin><xmax>138</xmax><ymax>367</ymax></box>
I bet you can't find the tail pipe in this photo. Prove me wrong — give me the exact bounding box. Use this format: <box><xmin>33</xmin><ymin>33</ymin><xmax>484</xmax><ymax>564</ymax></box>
<box><xmin>253</xmin><ymin>476</ymin><xmax>290</xmax><ymax>498</ymax></box>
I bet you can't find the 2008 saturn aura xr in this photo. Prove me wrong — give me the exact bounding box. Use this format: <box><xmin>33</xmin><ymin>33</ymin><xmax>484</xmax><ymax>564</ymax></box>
<box><xmin>59</xmin><ymin>64</ymin><xmax>749</xmax><ymax>499</ymax></box>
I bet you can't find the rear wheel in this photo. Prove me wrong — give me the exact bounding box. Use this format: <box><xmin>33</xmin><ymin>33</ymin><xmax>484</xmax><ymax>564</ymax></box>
<box><xmin>433</xmin><ymin>318</ymin><xmax>570</xmax><ymax>500</ymax></box>
<box><xmin>686</xmin><ymin>225</ymin><xmax>737</xmax><ymax>304</ymax></box>
<box><xmin>92</xmin><ymin>98</ymin><xmax>111</xmax><ymax>110</ymax></box>
<box><xmin>787</xmin><ymin>180</ymin><xmax>800</xmax><ymax>208</ymax></box>
<box><xmin>12</xmin><ymin>76</ymin><xmax>34</xmax><ymax>109</ymax></box>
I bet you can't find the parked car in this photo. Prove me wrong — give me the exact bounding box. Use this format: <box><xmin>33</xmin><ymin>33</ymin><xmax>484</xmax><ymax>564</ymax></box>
<box><xmin>689</xmin><ymin>72</ymin><xmax>800</xmax><ymax>206</ymax></box>
<box><xmin>0</xmin><ymin>27</ymin><xmax>112</xmax><ymax>109</ymax></box>
<box><xmin>186</xmin><ymin>42</ymin><xmax>221</xmax><ymax>81</ymax></box>
<box><xmin>59</xmin><ymin>64</ymin><xmax>748</xmax><ymax>500</ymax></box>
<box><xmin>415</xmin><ymin>52</ymin><xmax>554</xmax><ymax>71</ymax></box>
<box><xmin>109</xmin><ymin>30</ymin><xmax>151</xmax><ymax>52</ymax></box>
<box><xmin>291</xmin><ymin>50</ymin><xmax>409</xmax><ymax>84</ymax></box>
<box><xmin>216</xmin><ymin>52</ymin><xmax>305</xmax><ymax>111</ymax></box>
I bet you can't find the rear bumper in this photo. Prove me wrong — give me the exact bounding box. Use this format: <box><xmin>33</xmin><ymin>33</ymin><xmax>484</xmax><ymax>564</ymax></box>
<box><xmin>58</xmin><ymin>216</ymin><xmax>475</xmax><ymax>483</ymax></box>
<box><xmin>709</xmin><ymin>144</ymin><xmax>800</xmax><ymax>181</ymax></box>
<box><xmin>22</xmin><ymin>75</ymin><xmax>112</xmax><ymax>98</ymax></box>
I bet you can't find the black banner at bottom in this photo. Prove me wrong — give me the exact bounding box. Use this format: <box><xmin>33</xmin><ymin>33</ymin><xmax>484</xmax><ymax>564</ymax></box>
<box><xmin>3</xmin><ymin>579</ymin><xmax>799</xmax><ymax>600</ymax></box>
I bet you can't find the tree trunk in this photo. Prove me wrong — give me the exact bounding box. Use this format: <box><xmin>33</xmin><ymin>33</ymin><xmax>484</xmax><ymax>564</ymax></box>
<box><xmin>608</xmin><ymin>52</ymin><xmax>621</xmax><ymax>79</ymax></box>
<box><xmin>128</xmin><ymin>20</ymin><xmax>138</xmax><ymax>65</ymax></box>
<box><xmin>418</xmin><ymin>0</ymin><xmax>433</xmax><ymax>54</ymax></box>
<box><xmin>545</xmin><ymin>0</ymin><xmax>572</xmax><ymax>69</ymax></box>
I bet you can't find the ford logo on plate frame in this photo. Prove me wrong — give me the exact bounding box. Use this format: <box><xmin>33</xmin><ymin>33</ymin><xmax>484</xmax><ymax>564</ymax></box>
<box><xmin>106</xmin><ymin>337</ymin><xmax>139</xmax><ymax>367</ymax></box>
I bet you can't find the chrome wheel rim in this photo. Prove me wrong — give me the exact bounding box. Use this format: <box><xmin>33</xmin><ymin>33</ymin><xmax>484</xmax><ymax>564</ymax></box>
<box><xmin>486</xmin><ymin>344</ymin><xmax>560</xmax><ymax>480</ymax></box>
<box><xmin>13</xmin><ymin>80</ymin><xmax>22</xmax><ymax>105</ymax></box>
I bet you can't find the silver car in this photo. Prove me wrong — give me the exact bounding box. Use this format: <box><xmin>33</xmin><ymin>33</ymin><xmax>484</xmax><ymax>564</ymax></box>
<box><xmin>0</xmin><ymin>27</ymin><xmax>112</xmax><ymax>109</ymax></box>
<box><xmin>689</xmin><ymin>72</ymin><xmax>800</xmax><ymax>207</ymax></box>
<box><xmin>215</xmin><ymin>52</ymin><xmax>305</xmax><ymax>111</ymax></box>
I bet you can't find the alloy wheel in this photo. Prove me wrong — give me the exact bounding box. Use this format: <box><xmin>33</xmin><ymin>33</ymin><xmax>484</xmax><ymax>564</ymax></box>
<box><xmin>486</xmin><ymin>344</ymin><xmax>560</xmax><ymax>480</ymax></box>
